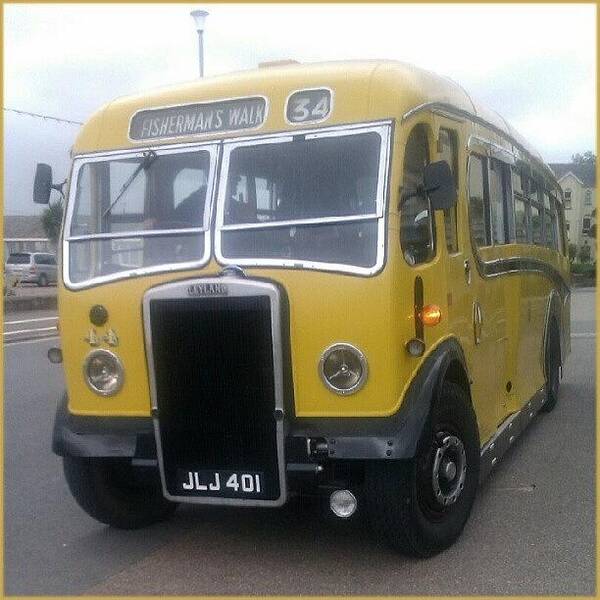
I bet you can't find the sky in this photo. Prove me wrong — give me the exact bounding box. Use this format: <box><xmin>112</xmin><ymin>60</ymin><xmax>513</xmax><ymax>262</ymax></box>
<box><xmin>4</xmin><ymin>3</ymin><xmax>597</xmax><ymax>215</ymax></box>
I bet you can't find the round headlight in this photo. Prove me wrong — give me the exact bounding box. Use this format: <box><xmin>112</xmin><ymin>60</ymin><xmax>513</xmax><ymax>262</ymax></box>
<box><xmin>83</xmin><ymin>349</ymin><xmax>124</xmax><ymax>396</ymax></box>
<box><xmin>319</xmin><ymin>343</ymin><xmax>368</xmax><ymax>395</ymax></box>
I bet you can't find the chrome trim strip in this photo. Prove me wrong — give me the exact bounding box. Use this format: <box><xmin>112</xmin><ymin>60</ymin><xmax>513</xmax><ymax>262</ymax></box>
<box><xmin>214</xmin><ymin>122</ymin><xmax>392</xmax><ymax>277</ymax></box>
<box><xmin>220</xmin><ymin>213</ymin><xmax>380</xmax><ymax>232</ymax></box>
<box><xmin>66</xmin><ymin>227</ymin><xmax>205</xmax><ymax>242</ymax></box>
<box><xmin>126</xmin><ymin>94</ymin><xmax>270</xmax><ymax>144</ymax></box>
<box><xmin>284</xmin><ymin>86</ymin><xmax>335</xmax><ymax>126</ymax></box>
<box><xmin>63</xmin><ymin>143</ymin><xmax>220</xmax><ymax>290</ymax></box>
<box><xmin>142</xmin><ymin>277</ymin><xmax>287</xmax><ymax>507</ymax></box>
<box><xmin>475</xmin><ymin>254</ymin><xmax>570</xmax><ymax>299</ymax></box>
<box><xmin>402</xmin><ymin>101</ymin><xmax>557</xmax><ymax>184</ymax></box>
<box><xmin>467</xmin><ymin>135</ymin><xmax>516</xmax><ymax>165</ymax></box>
<box><xmin>480</xmin><ymin>386</ymin><xmax>546</xmax><ymax>483</ymax></box>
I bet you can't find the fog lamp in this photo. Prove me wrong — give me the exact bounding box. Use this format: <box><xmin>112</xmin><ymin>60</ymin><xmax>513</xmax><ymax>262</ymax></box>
<box><xmin>83</xmin><ymin>349</ymin><xmax>124</xmax><ymax>396</ymax></box>
<box><xmin>330</xmin><ymin>489</ymin><xmax>358</xmax><ymax>518</ymax></box>
<box><xmin>319</xmin><ymin>343</ymin><xmax>367</xmax><ymax>395</ymax></box>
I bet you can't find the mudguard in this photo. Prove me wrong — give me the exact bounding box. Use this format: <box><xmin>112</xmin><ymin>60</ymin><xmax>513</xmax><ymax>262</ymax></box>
<box><xmin>290</xmin><ymin>337</ymin><xmax>471</xmax><ymax>460</ymax></box>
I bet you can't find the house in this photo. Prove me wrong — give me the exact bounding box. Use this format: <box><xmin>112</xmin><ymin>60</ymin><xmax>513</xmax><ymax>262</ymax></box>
<box><xmin>549</xmin><ymin>161</ymin><xmax>596</xmax><ymax>261</ymax></box>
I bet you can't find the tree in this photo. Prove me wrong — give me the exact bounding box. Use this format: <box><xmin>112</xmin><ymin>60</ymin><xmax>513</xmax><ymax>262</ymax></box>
<box><xmin>568</xmin><ymin>242</ymin><xmax>578</xmax><ymax>264</ymax></box>
<box><xmin>41</xmin><ymin>201</ymin><xmax>64</xmax><ymax>246</ymax></box>
<box><xmin>578</xmin><ymin>243</ymin><xmax>591</xmax><ymax>264</ymax></box>
<box><xmin>571</xmin><ymin>152</ymin><xmax>596</xmax><ymax>188</ymax></box>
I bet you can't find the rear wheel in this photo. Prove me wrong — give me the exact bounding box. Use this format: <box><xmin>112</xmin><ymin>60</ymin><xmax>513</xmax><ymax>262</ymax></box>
<box><xmin>540</xmin><ymin>321</ymin><xmax>561</xmax><ymax>413</ymax></box>
<box><xmin>365</xmin><ymin>382</ymin><xmax>479</xmax><ymax>557</ymax></box>
<box><xmin>63</xmin><ymin>456</ymin><xmax>177</xmax><ymax>529</ymax></box>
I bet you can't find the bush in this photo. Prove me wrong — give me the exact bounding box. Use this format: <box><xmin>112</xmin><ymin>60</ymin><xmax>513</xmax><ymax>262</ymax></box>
<box><xmin>570</xmin><ymin>262</ymin><xmax>596</xmax><ymax>277</ymax></box>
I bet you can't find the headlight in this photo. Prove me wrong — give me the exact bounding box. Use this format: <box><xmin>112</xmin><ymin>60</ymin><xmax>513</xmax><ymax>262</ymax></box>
<box><xmin>319</xmin><ymin>343</ymin><xmax>368</xmax><ymax>395</ymax></box>
<box><xmin>83</xmin><ymin>349</ymin><xmax>124</xmax><ymax>396</ymax></box>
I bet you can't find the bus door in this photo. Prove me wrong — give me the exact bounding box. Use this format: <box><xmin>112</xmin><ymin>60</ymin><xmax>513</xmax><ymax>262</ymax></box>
<box><xmin>462</xmin><ymin>149</ymin><xmax>509</xmax><ymax>442</ymax></box>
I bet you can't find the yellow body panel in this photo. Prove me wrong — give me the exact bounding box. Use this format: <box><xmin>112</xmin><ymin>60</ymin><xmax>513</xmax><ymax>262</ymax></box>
<box><xmin>59</xmin><ymin>60</ymin><xmax>570</xmax><ymax>449</ymax></box>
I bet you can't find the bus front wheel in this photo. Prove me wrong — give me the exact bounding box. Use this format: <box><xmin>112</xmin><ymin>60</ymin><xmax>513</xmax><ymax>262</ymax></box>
<box><xmin>365</xmin><ymin>382</ymin><xmax>479</xmax><ymax>557</ymax></box>
<box><xmin>63</xmin><ymin>456</ymin><xmax>177</xmax><ymax>529</ymax></box>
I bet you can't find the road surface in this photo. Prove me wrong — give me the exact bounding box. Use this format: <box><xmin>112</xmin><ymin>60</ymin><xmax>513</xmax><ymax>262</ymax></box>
<box><xmin>4</xmin><ymin>288</ymin><xmax>596</xmax><ymax>595</ymax></box>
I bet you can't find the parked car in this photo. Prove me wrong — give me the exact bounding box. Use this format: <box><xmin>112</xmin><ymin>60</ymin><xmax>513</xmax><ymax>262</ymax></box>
<box><xmin>5</xmin><ymin>252</ymin><xmax>57</xmax><ymax>286</ymax></box>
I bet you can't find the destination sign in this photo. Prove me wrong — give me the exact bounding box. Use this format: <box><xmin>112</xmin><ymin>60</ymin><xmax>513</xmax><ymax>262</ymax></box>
<box><xmin>129</xmin><ymin>96</ymin><xmax>267</xmax><ymax>141</ymax></box>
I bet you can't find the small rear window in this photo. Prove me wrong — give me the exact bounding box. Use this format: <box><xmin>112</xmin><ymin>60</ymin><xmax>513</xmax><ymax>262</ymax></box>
<box><xmin>7</xmin><ymin>253</ymin><xmax>31</xmax><ymax>264</ymax></box>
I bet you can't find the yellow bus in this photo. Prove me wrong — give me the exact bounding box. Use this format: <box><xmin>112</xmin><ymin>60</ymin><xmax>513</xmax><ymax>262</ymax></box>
<box><xmin>37</xmin><ymin>60</ymin><xmax>570</xmax><ymax>557</ymax></box>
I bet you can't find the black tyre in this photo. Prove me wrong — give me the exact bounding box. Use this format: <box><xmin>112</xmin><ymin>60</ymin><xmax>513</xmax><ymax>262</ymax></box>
<box><xmin>38</xmin><ymin>273</ymin><xmax>48</xmax><ymax>287</ymax></box>
<box><xmin>540</xmin><ymin>321</ymin><xmax>560</xmax><ymax>413</ymax></box>
<box><xmin>365</xmin><ymin>382</ymin><xmax>479</xmax><ymax>557</ymax></box>
<box><xmin>63</xmin><ymin>456</ymin><xmax>177</xmax><ymax>529</ymax></box>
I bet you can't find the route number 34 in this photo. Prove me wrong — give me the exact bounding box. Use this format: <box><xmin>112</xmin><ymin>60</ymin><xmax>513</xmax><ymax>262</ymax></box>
<box><xmin>286</xmin><ymin>89</ymin><xmax>332</xmax><ymax>123</ymax></box>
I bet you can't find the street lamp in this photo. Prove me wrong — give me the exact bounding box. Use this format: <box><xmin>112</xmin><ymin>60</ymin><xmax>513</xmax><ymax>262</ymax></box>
<box><xmin>190</xmin><ymin>9</ymin><xmax>209</xmax><ymax>78</ymax></box>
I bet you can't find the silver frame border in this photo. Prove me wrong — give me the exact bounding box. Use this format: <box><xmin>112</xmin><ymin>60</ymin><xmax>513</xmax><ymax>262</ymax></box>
<box><xmin>63</xmin><ymin>143</ymin><xmax>220</xmax><ymax>290</ymax></box>
<box><xmin>214</xmin><ymin>121</ymin><xmax>392</xmax><ymax>277</ymax></box>
<box><xmin>318</xmin><ymin>342</ymin><xmax>368</xmax><ymax>396</ymax></box>
<box><xmin>142</xmin><ymin>276</ymin><xmax>287</xmax><ymax>507</ymax></box>
<box><xmin>82</xmin><ymin>348</ymin><xmax>125</xmax><ymax>396</ymax></box>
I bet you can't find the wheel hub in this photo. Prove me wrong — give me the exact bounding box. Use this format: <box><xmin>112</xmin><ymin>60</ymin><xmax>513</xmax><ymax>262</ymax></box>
<box><xmin>432</xmin><ymin>434</ymin><xmax>467</xmax><ymax>506</ymax></box>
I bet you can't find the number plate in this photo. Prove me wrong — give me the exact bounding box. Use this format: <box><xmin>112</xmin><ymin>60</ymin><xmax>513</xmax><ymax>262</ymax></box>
<box><xmin>176</xmin><ymin>469</ymin><xmax>265</xmax><ymax>498</ymax></box>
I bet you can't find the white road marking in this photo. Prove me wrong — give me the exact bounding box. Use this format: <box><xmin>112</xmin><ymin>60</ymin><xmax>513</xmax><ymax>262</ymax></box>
<box><xmin>571</xmin><ymin>333</ymin><xmax>596</xmax><ymax>338</ymax></box>
<box><xmin>4</xmin><ymin>335</ymin><xmax>60</xmax><ymax>347</ymax></box>
<box><xmin>3</xmin><ymin>326</ymin><xmax>58</xmax><ymax>336</ymax></box>
<box><xmin>4</xmin><ymin>316</ymin><xmax>57</xmax><ymax>325</ymax></box>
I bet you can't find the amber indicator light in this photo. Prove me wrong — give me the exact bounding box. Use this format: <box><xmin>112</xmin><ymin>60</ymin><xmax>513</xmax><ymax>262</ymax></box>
<box><xmin>420</xmin><ymin>304</ymin><xmax>442</xmax><ymax>326</ymax></box>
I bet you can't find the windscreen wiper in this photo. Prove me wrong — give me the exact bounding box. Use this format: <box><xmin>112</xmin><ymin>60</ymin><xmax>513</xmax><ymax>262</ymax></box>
<box><xmin>101</xmin><ymin>150</ymin><xmax>157</xmax><ymax>219</ymax></box>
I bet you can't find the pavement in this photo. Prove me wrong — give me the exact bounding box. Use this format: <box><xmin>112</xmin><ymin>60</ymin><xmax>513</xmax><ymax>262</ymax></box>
<box><xmin>3</xmin><ymin>288</ymin><xmax>596</xmax><ymax>595</ymax></box>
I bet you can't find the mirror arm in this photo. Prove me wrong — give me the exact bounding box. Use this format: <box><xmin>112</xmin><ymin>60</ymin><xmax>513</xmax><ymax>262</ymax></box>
<box><xmin>51</xmin><ymin>180</ymin><xmax>67</xmax><ymax>201</ymax></box>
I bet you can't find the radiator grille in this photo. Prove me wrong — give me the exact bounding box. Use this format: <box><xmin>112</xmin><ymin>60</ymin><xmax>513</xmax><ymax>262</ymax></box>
<box><xmin>149</xmin><ymin>295</ymin><xmax>280</xmax><ymax>500</ymax></box>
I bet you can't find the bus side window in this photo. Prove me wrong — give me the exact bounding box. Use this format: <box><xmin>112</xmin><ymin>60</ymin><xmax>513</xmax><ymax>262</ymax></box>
<box><xmin>400</xmin><ymin>124</ymin><xmax>434</xmax><ymax>265</ymax></box>
<box><xmin>488</xmin><ymin>158</ymin><xmax>507</xmax><ymax>244</ymax></box>
<box><xmin>512</xmin><ymin>167</ymin><xmax>529</xmax><ymax>243</ymax></box>
<box><xmin>438</xmin><ymin>128</ymin><xmax>459</xmax><ymax>253</ymax></box>
<box><xmin>468</xmin><ymin>154</ymin><xmax>490</xmax><ymax>247</ymax></box>
<box><xmin>526</xmin><ymin>176</ymin><xmax>543</xmax><ymax>245</ymax></box>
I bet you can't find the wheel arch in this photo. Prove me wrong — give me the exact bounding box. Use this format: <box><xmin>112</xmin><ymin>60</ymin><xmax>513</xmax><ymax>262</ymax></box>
<box><xmin>542</xmin><ymin>289</ymin><xmax>563</xmax><ymax>374</ymax></box>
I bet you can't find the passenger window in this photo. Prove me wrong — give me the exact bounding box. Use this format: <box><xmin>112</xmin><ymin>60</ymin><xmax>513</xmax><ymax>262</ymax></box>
<box><xmin>514</xmin><ymin>196</ymin><xmax>529</xmax><ymax>243</ymax></box>
<box><xmin>512</xmin><ymin>168</ymin><xmax>524</xmax><ymax>196</ymax></box>
<box><xmin>468</xmin><ymin>155</ymin><xmax>489</xmax><ymax>247</ymax></box>
<box><xmin>488</xmin><ymin>159</ymin><xmax>506</xmax><ymax>244</ymax></box>
<box><xmin>527</xmin><ymin>176</ymin><xmax>539</xmax><ymax>204</ymax></box>
<box><xmin>530</xmin><ymin>204</ymin><xmax>542</xmax><ymax>244</ymax></box>
<box><xmin>439</xmin><ymin>128</ymin><xmax>459</xmax><ymax>253</ymax></box>
<box><xmin>400</xmin><ymin>125</ymin><xmax>433</xmax><ymax>265</ymax></box>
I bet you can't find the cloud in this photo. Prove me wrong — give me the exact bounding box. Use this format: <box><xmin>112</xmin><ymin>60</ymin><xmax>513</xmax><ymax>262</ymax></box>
<box><xmin>3</xmin><ymin>3</ymin><xmax>596</xmax><ymax>214</ymax></box>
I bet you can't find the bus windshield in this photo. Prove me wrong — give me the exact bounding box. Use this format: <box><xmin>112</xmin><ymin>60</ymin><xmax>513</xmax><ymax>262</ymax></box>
<box><xmin>66</xmin><ymin>148</ymin><xmax>216</xmax><ymax>285</ymax></box>
<box><xmin>218</xmin><ymin>128</ymin><xmax>386</xmax><ymax>270</ymax></box>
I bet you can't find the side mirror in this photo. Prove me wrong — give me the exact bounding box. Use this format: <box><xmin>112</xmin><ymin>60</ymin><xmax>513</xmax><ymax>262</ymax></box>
<box><xmin>423</xmin><ymin>160</ymin><xmax>457</xmax><ymax>211</ymax></box>
<box><xmin>33</xmin><ymin>163</ymin><xmax>65</xmax><ymax>204</ymax></box>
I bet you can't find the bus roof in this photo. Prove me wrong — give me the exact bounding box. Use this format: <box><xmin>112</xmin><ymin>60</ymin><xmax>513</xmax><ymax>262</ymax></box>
<box><xmin>73</xmin><ymin>59</ymin><xmax>551</xmax><ymax>178</ymax></box>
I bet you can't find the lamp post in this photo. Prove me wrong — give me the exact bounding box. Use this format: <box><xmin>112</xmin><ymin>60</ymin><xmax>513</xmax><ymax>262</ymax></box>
<box><xmin>190</xmin><ymin>9</ymin><xmax>209</xmax><ymax>78</ymax></box>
